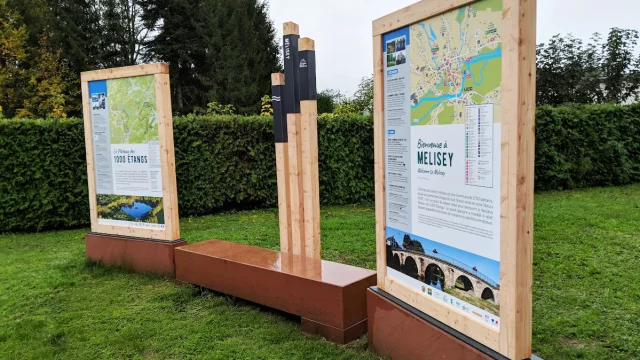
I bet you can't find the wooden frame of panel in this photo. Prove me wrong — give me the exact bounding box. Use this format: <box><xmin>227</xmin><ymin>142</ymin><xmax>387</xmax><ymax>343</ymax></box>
<box><xmin>372</xmin><ymin>0</ymin><xmax>536</xmax><ymax>358</ymax></box>
<box><xmin>81</xmin><ymin>63</ymin><xmax>180</xmax><ymax>241</ymax></box>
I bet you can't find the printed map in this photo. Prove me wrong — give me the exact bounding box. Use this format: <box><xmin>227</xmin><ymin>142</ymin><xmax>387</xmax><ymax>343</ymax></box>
<box><xmin>108</xmin><ymin>75</ymin><xmax>158</xmax><ymax>144</ymax></box>
<box><xmin>410</xmin><ymin>0</ymin><xmax>502</xmax><ymax>126</ymax></box>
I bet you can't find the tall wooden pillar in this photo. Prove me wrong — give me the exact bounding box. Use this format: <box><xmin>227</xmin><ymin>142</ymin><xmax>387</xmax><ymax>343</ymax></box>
<box><xmin>273</xmin><ymin>22</ymin><xmax>321</xmax><ymax>259</ymax></box>
<box><xmin>299</xmin><ymin>37</ymin><xmax>321</xmax><ymax>259</ymax></box>
<box><xmin>271</xmin><ymin>73</ymin><xmax>292</xmax><ymax>253</ymax></box>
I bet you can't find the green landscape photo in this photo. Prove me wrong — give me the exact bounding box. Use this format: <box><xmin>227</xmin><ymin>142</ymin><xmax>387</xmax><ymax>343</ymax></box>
<box><xmin>96</xmin><ymin>194</ymin><xmax>164</xmax><ymax>224</ymax></box>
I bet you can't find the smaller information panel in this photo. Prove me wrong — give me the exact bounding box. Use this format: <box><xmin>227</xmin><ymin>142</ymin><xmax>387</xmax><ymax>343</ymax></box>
<box><xmin>82</xmin><ymin>64</ymin><xmax>180</xmax><ymax>241</ymax></box>
<box><xmin>89</xmin><ymin>76</ymin><xmax>164</xmax><ymax>229</ymax></box>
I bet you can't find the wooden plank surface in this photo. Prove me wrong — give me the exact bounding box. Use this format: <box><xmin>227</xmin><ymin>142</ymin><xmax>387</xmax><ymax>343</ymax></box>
<box><xmin>93</xmin><ymin>224</ymin><xmax>167</xmax><ymax>240</ymax></box>
<box><xmin>372</xmin><ymin>34</ymin><xmax>387</xmax><ymax>290</ymax></box>
<box><xmin>287</xmin><ymin>113</ymin><xmax>306</xmax><ymax>256</ymax></box>
<box><xmin>271</xmin><ymin>73</ymin><xmax>285</xmax><ymax>86</ymax></box>
<box><xmin>275</xmin><ymin>142</ymin><xmax>293</xmax><ymax>252</ymax></box>
<box><xmin>499</xmin><ymin>0</ymin><xmax>536</xmax><ymax>358</ymax></box>
<box><xmin>309</xmin><ymin>104</ymin><xmax>321</xmax><ymax>257</ymax></box>
<box><xmin>283</xmin><ymin>21</ymin><xmax>299</xmax><ymax>36</ymax></box>
<box><xmin>372</xmin><ymin>0</ymin><xmax>475</xmax><ymax>36</ymax></box>
<box><xmin>81</xmin><ymin>80</ymin><xmax>99</xmax><ymax>232</ymax></box>
<box><xmin>81</xmin><ymin>63</ymin><xmax>168</xmax><ymax>82</ymax></box>
<box><xmin>154</xmin><ymin>73</ymin><xmax>180</xmax><ymax>241</ymax></box>
<box><xmin>300</xmin><ymin>100</ymin><xmax>320</xmax><ymax>259</ymax></box>
<box><xmin>272</xmin><ymin>72</ymin><xmax>292</xmax><ymax>252</ymax></box>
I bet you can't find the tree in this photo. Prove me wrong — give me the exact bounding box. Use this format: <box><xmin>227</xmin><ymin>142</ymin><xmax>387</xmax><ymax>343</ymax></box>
<box><xmin>260</xmin><ymin>95</ymin><xmax>272</xmax><ymax>116</ymax></box>
<box><xmin>333</xmin><ymin>102</ymin><xmax>358</xmax><ymax>116</ymax></box>
<box><xmin>201</xmin><ymin>0</ymin><xmax>281</xmax><ymax>114</ymax></box>
<box><xmin>536</xmin><ymin>29</ymin><xmax>640</xmax><ymax>106</ymax></box>
<box><xmin>96</xmin><ymin>0</ymin><xmax>151</xmax><ymax>67</ymax></box>
<box><xmin>205</xmin><ymin>101</ymin><xmax>236</xmax><ymax>115</ymax></box>
<box><xmin>20</xmin><ymin>33</ymin><xmax>74</xmax><ymax>118</ymax></box>
<box><xmin>0</xmin><ymin>0</ymin><xmax>29</xmax><ymax>118</ymax></box>
<box><xmin>1</xmin><ymin>1</ymin><xmax>76</xmax><ymax>118</ymax></box>
<box><xmin>402</xmin><ymin>234</ymin><xmax>425</xmax><ymax>253</ymax></box>
<box><xmin>317</xmin><ymin>89</ymin><xmax>345</xmax><ymax>114</ymax></box>
<box><xmin>351</xmin><ymin>75</ymin><xmax>373</xmax><ymax>115</ymax></box>
<box><xmin>536</xmin><ymin>34</ymin><xmax>603</xmax><ymax>105</ymax></box>
<box><xmin>323</xmin><ymin>77</ymin><xmax>373</xmax><ymax>116</ymax></box>
<box><xmin>141</xmin><ymin>0</ymin><xmax>281</xmax><ymax>115</ymax></box>
<box><xmin>602</xmin><ymin>28</ymin><xmax>640</xmax><ymax>104</ymax></box>
<box><xmin>8</xmin><ymin>0</ymin><xmax>102</xmax><ymax>116</ymax></box>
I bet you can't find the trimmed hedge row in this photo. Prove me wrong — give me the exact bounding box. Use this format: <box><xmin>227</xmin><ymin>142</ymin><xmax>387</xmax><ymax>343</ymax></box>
<box><xmin>0</xmin><ymin>114</ymin><xmax>374</xmax><ymax>232</ymax></box>
<box><xmin>172</xmin><ymin>114</ymin><xmax>374</xmax><ymax>217</ymax></box>
<box><xmin>1</xmin><ymin>104</ymin><xmax>640</xmax><ymax>232</ymax></box>
<box><xmin>535</xmin><ymin>104</ymin><xmax>640</xmax><ymax>189</ymax></box>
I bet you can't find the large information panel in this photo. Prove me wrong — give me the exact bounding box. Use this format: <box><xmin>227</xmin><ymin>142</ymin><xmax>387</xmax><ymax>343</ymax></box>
<box><xmin>373</xmin><ymin>0</ymin><xmax>535</xmax><ymax>358</ymax></box>
<box><xmin>81</xmin><ymin>64</ymin><xmax>180</xmax><ymax>241</ymax></box>
<box><xmin>384</xmin><ymin>0</ymin><xmax>502</xmax><ymax>327</ymax></box>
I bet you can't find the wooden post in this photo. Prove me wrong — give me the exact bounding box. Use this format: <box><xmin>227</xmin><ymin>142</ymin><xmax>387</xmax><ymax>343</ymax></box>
<box><xmin>299</xmin><ymin>37</ymin><xmax>321</xmax><ymax>259</ymax></box>
<box><xmin>372</xmin><ymin>34</ymin><xmax>386</xmax><ymax>288</ymax></box>
<box><xmin>282</xmin><ymin>22</ymin><xmax>305</xmax><ymax>256</ymax></box>
<box><xmin>498</xmin><ymin>0</ymin><xmax>536</xmax><ymax>358</ymax></box>
<box><xmin>272</xmin><ymin>73</ymin><xmax>292</xmax><ymax>253</ymax></box>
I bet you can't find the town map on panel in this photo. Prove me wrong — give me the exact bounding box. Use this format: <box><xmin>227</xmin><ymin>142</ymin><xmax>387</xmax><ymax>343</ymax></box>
<box><xmin>410</xmin><ymin>0</ymin><xmax>502</xmax><ymax>126</ymax></box>
<box><xmin>108</xmin><ymin>75</ymin><xmax>158</xmax><ymax>144</ymax></box>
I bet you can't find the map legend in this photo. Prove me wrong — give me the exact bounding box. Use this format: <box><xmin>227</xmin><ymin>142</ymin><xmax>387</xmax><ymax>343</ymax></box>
<box><xmin>465</xmin><ymin>104</ymin><xmax>494</xmax><ymax>188</ymax></box>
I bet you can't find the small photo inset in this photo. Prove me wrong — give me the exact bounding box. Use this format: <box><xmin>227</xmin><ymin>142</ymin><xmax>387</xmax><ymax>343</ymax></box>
<box><xmin>387</xmin><ymin>53</ymin><xmax>397</xmax><ymax>68</ymax></box>
<box><xmin>92</xmin><ymin>93</ymin><xmax>106</xmax><ymax>110</ymax></box>
<box><xmin>386</xmin><ymin>40</ymin><xmax>397</xmax><ymax>54</ymax></box>
<box><xmin>396</xmin><ymin>51</ymin><xmax>407</xmax><ymax>65</ymax></box>
<box><xmin>396</xmin><ymin>36</ymin><xmax>406</xmax><ymax>51</ymax></box>
<box><xmin>91</xmin><ymin>95</ymin><xmax>99</xmax><ymax>110</ymax></box>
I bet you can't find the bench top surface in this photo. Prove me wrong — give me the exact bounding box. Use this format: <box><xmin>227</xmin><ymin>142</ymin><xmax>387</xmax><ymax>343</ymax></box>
<box><xmin>177</xmin><ymin>240</ymin><xmax>376</xmax><ymax>287</ymax></box>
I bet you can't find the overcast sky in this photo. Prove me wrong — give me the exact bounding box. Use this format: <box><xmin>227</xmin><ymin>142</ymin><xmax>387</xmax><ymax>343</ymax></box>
<box><xmin>267</xmin><ymin>0</ymin><xmax>639</xmax><ymax>95</ymax></box>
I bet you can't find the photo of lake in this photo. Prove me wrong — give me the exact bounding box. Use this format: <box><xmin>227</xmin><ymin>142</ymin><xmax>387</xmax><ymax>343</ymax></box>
<box><xmin>96</xmin><ymin>195</ymin><xmax>164</xmax><ymax>224</ymax></box>
<box><xmin>121</xmin><ymin>201</ymin><xmax>153</xmax><ymax>219</ymax></box>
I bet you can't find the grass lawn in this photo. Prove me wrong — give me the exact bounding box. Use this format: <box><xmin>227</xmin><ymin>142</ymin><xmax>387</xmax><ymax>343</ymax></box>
<box><xmin>1</xmin><ymin>185</ymin><xmax>639</xmax><ymax>359</ymax></box>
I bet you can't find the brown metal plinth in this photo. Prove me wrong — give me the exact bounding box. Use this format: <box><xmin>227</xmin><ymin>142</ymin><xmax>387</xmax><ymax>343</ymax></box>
<box><xmin>301</xmin><ymin>317</ymin><xmax>368</xmax><ymax>344</ymax></box>
<box><xmin>175</xmin><ymin>240</ymin><xmax>377</xmax><ymax>343</ymax></box>
<box><xmin>85</xmin><ymin>232</ymin><xmax>185</xmax><ymax>277</ymax></box>
<box><xmin>367</xmin><ymin>287</ymin><xmax>500</xmax><ymax>360</ymax></box>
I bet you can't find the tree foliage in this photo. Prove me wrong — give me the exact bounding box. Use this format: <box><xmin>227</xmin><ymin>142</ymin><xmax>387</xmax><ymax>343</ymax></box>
<box><xmin>350</xmin><ymin>76</ymin><xmax>373</xmax><ymax>115</ymax></box>
<box><xmin>260</xmin><ymin>95</ymin><xmax>272</xmax><ymax>116</ymax></box>
<box><xmin>0</xmin><ymin>1</ymin><xmax>74</xmax><ymax>118</ymax></box>
<box><xmin>317</xmin><ymin>89</ymin><xmax>345</xmax><ymax>114</ymax></box>
<box><xmin>0</xmin><ymin>0</ymin><xmax>28</xmax><ymax>118</ymax></box>
<box><xmin>402</xmin><ymin>234</ymin><xmax>425</xmax><ymax>254</ymax></box>
<box><xmin>537</xmin><ymin>28</ymin><xmax>640</xmax><ymax>106</ymax></box>
<box><xmin>1</xmin><ymin>0</ymin><xmax>280</xmax><ymax>117</ymax></box>
<box><xmin>319</xmin><ymin>77</ymin><xmax>373</xmax><ymax>116</ymax></box>
<box><xmin>140</xmin><ymin>0</ymin><xmax>281</xmax><ymax>115</ymax></box>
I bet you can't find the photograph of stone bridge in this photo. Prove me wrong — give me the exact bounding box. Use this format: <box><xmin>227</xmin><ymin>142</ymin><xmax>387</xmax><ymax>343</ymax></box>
<box><xmin>386</xmin><ymin>235</ymin><xmax>500</xmax><ymax>311</ymax></box>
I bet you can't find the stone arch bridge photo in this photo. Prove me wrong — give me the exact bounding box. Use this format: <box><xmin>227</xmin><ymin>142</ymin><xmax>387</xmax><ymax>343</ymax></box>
<box><xmin>386</xmin><ymin>239</ymin><xmax>500</xmax><ymax>305</ymax></box>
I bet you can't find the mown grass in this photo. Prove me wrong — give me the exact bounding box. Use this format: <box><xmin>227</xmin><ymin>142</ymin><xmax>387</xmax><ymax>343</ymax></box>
<box><xmin>1</xmin><ymin>186</ymin><xmax>639</xmax><ymax>359</ymax></box>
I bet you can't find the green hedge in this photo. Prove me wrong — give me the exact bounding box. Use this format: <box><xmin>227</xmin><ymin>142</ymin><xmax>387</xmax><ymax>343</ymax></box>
<box><xmin>1</xmin><ymin>104</ymin><xmax>640</xmax><ymax>232</ymax></box>
<box><xmin>172</xmin><ymin>114</ymin><xmax>374</xmax><ymax>217</ymax></box>
<box><xmin>534</xmin><ymin>104</ymin><xmax>640</xmax><ymax>190</ymax></box>
<box><xmin>0</xmin><ymin>114</ymin><xmax>374</xmax><ymax>231</ymax></box>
